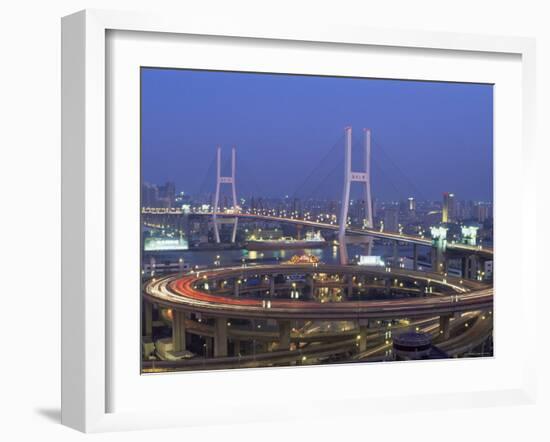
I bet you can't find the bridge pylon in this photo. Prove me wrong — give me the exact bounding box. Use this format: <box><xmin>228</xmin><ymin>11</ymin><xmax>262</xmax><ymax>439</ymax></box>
<box><xmin>338</xmin><ymin>127</ymin><xmax>374</xmax><ymax>265</ymax></box>
<box><xmin>213</xmin><ymin>146</ymin><xmax>238</xmax><ymax>243</ymax></box>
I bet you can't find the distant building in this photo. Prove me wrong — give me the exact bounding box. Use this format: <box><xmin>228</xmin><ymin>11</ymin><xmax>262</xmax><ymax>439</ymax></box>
<box><xmin>476</xmin><ymin>202</ymin><xmax>492</xmax><ymax>223</ymax></box>
<box><xmin>144</xmin><ymin>236</ymin><xmax>188</xmax><ymax>251</ymax></box>
<box><xmin>461</xmin><ymin>225</ymin><xmax>479</xmax><ymax>246</ymax></box>
<box><xmin>187</xmin><ymin>214</ymin><xmax>210</xmax><ymax>245</ymax></box>
<box><xmin>407</xmin><ymin>197</ymin><xmax>416</xmax><ymax>212</ymax></box>
<box><xmin>349</xmin><ymin>199</ymin><xmax>367</xmax><ymax>225</ymax></box>
<box><xmin>464</xmin><ymin>200</ymin><xmax>475</xmax><ymax>220</ymax></box>
<box><xmin>141</xmin><ymin>181</ymin><xmax>177</xmax><ymax>208</ymax></box>
<box><xmin>292</xmin><ymin>198</ymin><xmax>301</xmax><ymax>215</ymax></box>
<box><xmin>484</xmin><ymin>261</ymin><xmax>493</xmax><ymax>280</ymax></box>
<box><xmin>383</xmin><ymin>206</ymin><xmax>399</xmax><ymax>233</ymax></box>
<box><xmin>442</xmin><ymin>192</ymin><xmax>455</xmax><ymax>223</ymax></box>
<box><xmin>372</xmin><ymin>199</ymin><xmax>379</xmax><ymax>219</ymax></box>
<box><xmin>158</xmin><ymin>181</ymin><xmax>176</xmax><ymax>208</ymax></box>
<box><xmin>142</xmin><ymin>182</ymin><xmax>159</xmax><ymax>207</ymax></box>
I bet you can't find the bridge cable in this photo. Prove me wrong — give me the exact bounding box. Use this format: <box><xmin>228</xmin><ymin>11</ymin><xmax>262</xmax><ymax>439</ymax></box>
<box><xmin>350</xmin><ymin>131</ymin><xmax>429</xmax><ymax>202</ymax></box>
<box><xmin>237</xmin><ymin>155</ymin><xmax>270</xmax><ymax>199</ymax></box>
<box><xmin>299</xmin><ymin>156</ymin><xmax>344</xmax><ymax>203</ymax></box>
<box><xmin>370</xmin><ymin>154</ymin><xmax>405</xmax><ymax>201</ymax></box>
<box><xmin>290</xmin><ymin>133</ymin><xmax>345</xmax><ymax>201</ymax></box>
<box><xmin>372</xmin><ymin>139</ymin><xmax>429</xmax><ymax>202</ymax></box>
<box><xmin>196</xmin><ymin>152</ymin><xmax>217</xmax><ymax>198</ymax></box>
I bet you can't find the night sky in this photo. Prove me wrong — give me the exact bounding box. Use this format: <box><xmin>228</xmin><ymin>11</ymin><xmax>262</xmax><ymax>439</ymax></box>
<box><xmin>141</xmin><ymin>68</ymin><xmax>493</xmax><ymax>202</ymax></box>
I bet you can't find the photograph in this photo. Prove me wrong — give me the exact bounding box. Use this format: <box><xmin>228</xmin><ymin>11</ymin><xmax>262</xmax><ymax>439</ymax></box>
<box><xmin>140</xmin><ymin>67</ymin><xmax>494</xmax><ymax>373</ymax></box>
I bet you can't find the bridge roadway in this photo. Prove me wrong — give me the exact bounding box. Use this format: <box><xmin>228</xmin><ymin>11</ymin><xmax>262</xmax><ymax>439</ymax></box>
<box><xmin>352</xmin><ymin>311</ymin><xmax>492</xmax><ymax>361</ymax></box>
<box><xmin>144</xmin><ymin>263</ymin><xmax>493</xmax><ymax>321</ymax></box>
<box><xmin>142</xmin><ymin>312</ymin><xmax>491</xmax><ymax>371</ymax></box>
<box><xmin>142</xmin><ymin>316</ymin><xmax>437</xmax><ymax>371</ymax></box>
<box><xmin>159</xmin><ymin>312</ymin><xmax>439</xmax><ymax>344</ymax></box>
<box><xmin>142</xmin><ymin>209</ymin><xmax>494</xmax><ymax>259</ymax></box>
<box><xmin>212</xmin><ymin>280</ymin><xmax>446</xmax><ymax>298</ymax></box>
<box><xmin>162</xmin><ymin>312</ymin><xmax>436</xmax><ymax>343</ymax></box>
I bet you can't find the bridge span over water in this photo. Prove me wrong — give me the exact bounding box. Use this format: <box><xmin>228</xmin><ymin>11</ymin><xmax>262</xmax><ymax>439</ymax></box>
<box><xmin>142</xmin><ymin>209</ymin><xmax>494</xmax><ymax>260</ymax></box>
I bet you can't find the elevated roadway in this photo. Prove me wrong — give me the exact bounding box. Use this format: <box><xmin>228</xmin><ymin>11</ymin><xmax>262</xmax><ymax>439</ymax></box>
<box><xmin>142</xmin><ymin>312</ymin><xmax>492</xmax><ymax>371</ymax></box>
<box><xmin>142</xmin><ymin>209</ymin><xmax>494</xmax><ymax>259</ymax></box>
<box><xmin>144</xmin><ymin>264</ymin><xmax>492</xmax><ymax>321</ymax></box>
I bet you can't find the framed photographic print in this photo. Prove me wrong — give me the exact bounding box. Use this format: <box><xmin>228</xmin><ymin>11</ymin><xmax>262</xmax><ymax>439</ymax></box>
<box><xmin>61</xmin><ymin>9</ymin><xmax>537</xmax><ymax>432</ymax></box>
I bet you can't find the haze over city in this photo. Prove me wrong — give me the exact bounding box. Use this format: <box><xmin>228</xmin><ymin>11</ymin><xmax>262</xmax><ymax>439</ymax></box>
<box><xmin>141</xmin><ymin>68</ymin><xmax>493</xmax><ymax>202</ymax></box>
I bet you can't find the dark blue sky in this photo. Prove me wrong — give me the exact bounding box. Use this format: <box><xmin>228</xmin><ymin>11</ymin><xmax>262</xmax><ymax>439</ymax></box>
<box><xmin>141</xmin><ymin>68</ymin><xmax>493</xmax><ymax>201</ymax></box>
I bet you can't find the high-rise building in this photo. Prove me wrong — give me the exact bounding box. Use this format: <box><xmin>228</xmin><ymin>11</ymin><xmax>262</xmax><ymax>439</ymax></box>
<box><xmin>408</xmin><ymin>197</ymin><xmax>416</xmax><ymax>212</ymax></box>
<box><xmin>476</xmin><ymin>202</ymin><xmax>492</xmax><ymax>223</ymax></box>
<box><xmin>158</xmin><ymin>181</ymin><xmax>176</xmax><ymax>208</ymax></box>
<box><xmin>462</xmin><ymin>200</ymin><xmax>475</xmax><ymax>220</ymax></box>
<box><xmin>383</xmin><ymin>206</ymin><xmax>399</xmax><ymax>232</ymax></box>
<box><xmin>141</xmin><ymin>182</ymin><xmax>159</xmax><ymax>208</ymax></box>
<box><xmin>454</xmin><ymin>200</ymin><xmax>463</xmax><ymax>221</ymax></box>
<box><xmin>442</xmin><ymin>192</ymin><xmax>455</xmax><ymax>223</ymax></box>
<box><xmin>372</xmin><ymin>199</ymin><xmax>378</xmax><ymax>219</ymax></box>
<box><xmin>448</xmin><ymin>193</ymin><xmax>456</xmax><ymax>221</ymax></box>
<box><xmin>141</xmin><ymin>181</ymin><xmax>176</xmax><ymax>208</ymax></box>
<box><xmin>349</xmin><ymin>199</ymin><xmax>367</xmax><ymax>225</ymax></box>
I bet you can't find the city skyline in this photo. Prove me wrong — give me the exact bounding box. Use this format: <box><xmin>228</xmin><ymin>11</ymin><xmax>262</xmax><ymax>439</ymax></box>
<box><xmin>141</xmin><ymin>68</ymin><xmax>493</xmax><ymax>201</ymax></box>
<box><xmin>141</xmin><ymin>181</ymin><xmax>494</xmax><ymax>205</ymax></box>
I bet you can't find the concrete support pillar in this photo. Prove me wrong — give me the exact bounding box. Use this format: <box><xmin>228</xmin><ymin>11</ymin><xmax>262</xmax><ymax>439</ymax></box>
<box><xmin>439</xmin><ymin>314</ymin><xmax>451</xmax><ymax>340</ymax></box>
<box><xmin>270</xmin><ymin>277</ymin><xmax>276</xmax><ymax>296</ymax></box>
<box><xmin>384</xmin><ymin>277</ymin><xmax>392</xmax><ymax>295</ymax></box>
<box><xmin>431</xmin><ymin>247</ymin><xmax>445</xmax><ymax>274</ymax></box>
<box><xmin>144</xmin><ymin>301</ymin><xmax>153</xmax><ymax>337</ymax></box>
<box><xmin>278</xmin><ymin>320</ymin><xmax>291</xmax><ymax>351</ymax></box>
<box><xmin>214</xmin><ymin>317</ymin><xmax>228</xmax><ymax>357</ymax></box>
<box><xmin>233</xmin><ymin>339</ymin><xmax>241</xmax><ymax>356</ymax></box>
<box><xmin>205</xmin><ymin>337</ymin><xmax>213</xmax><ymax>358</ymax></box>
<box><xmin>172</xmin><ymin>310</ymin><xmax>186</xmax><ymax>352</ymax></box>
<box><xmin>358</xmin><ymin>319</ymin><xmax>369</xmax><ymax>352</ymax></box>
<box><xmin>404</xmin><ymin>320</ymin><xmax>416</xmax><ymax>333</ymax></box>
<box><xmin>413</xmin><ymin>244</ymin><xmax>419</xmax><ymax>271</ymax></box>
<box><xmin>347</xmin><ymin>275</ymin><xmax>354</xmax><ymax>297</ymax></box>
<box><xmin>234</xmin><ymin>280</ymin><xmax>240</xmax><ymax>297</ymax></box>
<box><xmin>393</xmin><ymin>240</ymin><xmax>399</xmax><ymax>265</ymax></box>
<box><xmin>307</xmin><ymin>275</ymin><xmax>315</xmax><ymax>298</ymax></box>
<box><xmin>461</xmin><ymin>255</ymin><xmax>479</xmax><ymax>280</ymax></box>
<box><xmin>339</xmin><ymin>240</ymin><xmax>349</xmax><ymax>266</ymax></box>
<box><xmin>363</xmin><ymin>236</ymin><xmax>373</xmax><ymax>256</ymax></box>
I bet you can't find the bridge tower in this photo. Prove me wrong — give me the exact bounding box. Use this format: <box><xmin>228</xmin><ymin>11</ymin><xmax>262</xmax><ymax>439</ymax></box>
<box><xmin>430</xmin><ymin>226</ymin><xmax>448</xmax><ymax>274</ymax></box>
<box><xmin>338</xmin><ymin>127</ymin><xmax>374</xmax><ymax>265</ymax></box>
<box><xmin>213</xmin><ymin>146</ymin><xmax>238</xmax><ymax>243</ymax></box>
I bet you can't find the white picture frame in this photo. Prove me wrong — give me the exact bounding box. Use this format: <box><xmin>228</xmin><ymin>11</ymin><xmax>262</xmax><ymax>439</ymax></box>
<box><xmin>61</xmin><ymin>9</ymin><xmax>537</xmax><ymax>433</ymax></box>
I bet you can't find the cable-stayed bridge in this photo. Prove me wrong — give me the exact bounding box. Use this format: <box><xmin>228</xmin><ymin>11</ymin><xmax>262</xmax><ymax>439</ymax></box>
<box><xmin>142</xmin><ymin>126</ymin><xmax>492</xmax><ymax>269</ymax></box>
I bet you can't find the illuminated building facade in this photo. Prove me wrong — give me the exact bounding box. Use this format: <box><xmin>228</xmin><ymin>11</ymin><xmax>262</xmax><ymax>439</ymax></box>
<box><xmin>442</xmin><ymin>192</ymin><xmax>455</xmax><ymax>223</ymax></box>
